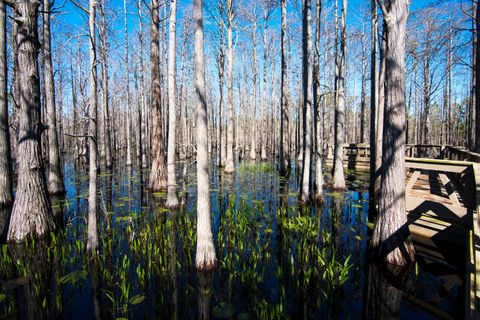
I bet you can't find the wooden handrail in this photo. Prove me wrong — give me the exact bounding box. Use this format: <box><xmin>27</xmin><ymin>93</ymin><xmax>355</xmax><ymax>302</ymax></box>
<box><xmin>324</xmin><ymin>144</ymin><xmax>480</xmax><ymax>163</ymax></box>
<box><xmin>404</xmin><ymin>158</ymin><xmax>479</xmax><ymax>318</ymax></box>
<box><xmin>469</xmin><ymin>163</ymin><xmax>480</xmax><ymax>319</ymax></box>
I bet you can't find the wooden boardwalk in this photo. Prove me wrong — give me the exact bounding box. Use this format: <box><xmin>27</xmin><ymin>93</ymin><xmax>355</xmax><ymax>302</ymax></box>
<box><xmin>405</xmin><ymin>158</ymin><xmax>479</xmax><ymax>319</ymax></box>
<box><xmin>326</xmin><ymin>144</ymin><xmax>480</xmax><ymax>319</ymax></box>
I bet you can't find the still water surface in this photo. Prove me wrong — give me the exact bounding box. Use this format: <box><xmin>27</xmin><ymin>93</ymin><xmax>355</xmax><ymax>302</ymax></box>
<box><xmin>0</xmin><ymin>160</ymin><xmax>463</xmax><ymax>319</ymax></box>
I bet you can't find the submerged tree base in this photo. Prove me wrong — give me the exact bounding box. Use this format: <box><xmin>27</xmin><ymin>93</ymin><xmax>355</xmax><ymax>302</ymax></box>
<box><xmin>195</xmin><ymin>241</ymin><xmax>218</xmax><ymax>271</ymax></box>
<box><xmin>166</xmin><ymin>188</ymin><xmax>180</xmax><ymax>210</ymax></box>
<box><xmin>148</xmin><ymin>162</ymin><xmax>167</xmax><ymax>192</ymax></box>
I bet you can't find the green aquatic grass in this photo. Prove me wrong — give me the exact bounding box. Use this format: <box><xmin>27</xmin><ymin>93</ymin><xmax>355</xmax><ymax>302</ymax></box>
<box><xmin>238</xmin><ymin>162</ymin><xmax>275</xmax><ymax>174</ymax></box>
<box><xmin>0</xmin><ymin>165</ymin><xmax>367</xmax><ymax>319</ymax></box>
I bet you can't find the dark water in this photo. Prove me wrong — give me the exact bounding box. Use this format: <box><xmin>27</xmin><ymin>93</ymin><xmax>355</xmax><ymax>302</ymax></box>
<box><xmin>0</xmin><ymin>160</ymin><xmax>463</xmax><ymax>319</ymax></box>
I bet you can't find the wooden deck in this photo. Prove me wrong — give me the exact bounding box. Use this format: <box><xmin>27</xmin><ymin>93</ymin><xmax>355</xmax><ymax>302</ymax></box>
<box><xmin>325</xmin><ymin>144</ymin><xmax>480</xmax><ymax>319</ymax></box>
<box><xmin>405</xmin><ymin>158</ymin><xmax>478</xmax><ymax>319</ymax></box>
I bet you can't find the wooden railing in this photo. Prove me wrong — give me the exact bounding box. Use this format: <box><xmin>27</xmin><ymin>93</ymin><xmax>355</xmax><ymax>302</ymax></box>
<box><xmin>398</xmin><ymin>158</ymin><xmax>480</xmax><ymax>318</ymax></box>
<box><xmin>470</xmin><ymin>162</ymin><xmax>480</xmax><ymax>319</ymax></box>
<box><xmin>324</xmin><ymin>144</ymin><xmax>480</xmax><ymax>315</ymax></box>
<box><xmin>325</xmin><ymin>144</ymin><xmax>480</xmax><ymax>163</ymax></box>
<box><xmin>405</xmin><ymin>144</ymin><xmax>480</xmax><ymax>163</ymax></box>
<box><xmin>324</xmin><ymin>144</ymin><xmax>480</xmax><ymax>316</ymax></box>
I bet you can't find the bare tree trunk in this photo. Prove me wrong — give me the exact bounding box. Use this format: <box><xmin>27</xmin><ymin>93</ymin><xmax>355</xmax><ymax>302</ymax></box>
<box><xmin>360</xmin><ymin>32</ymin><xmax>367</xmax><ymax>144</ymax></box>
<box><xmin>286</xmin><ymin>34</ymin><xmax>291</xmax><ymax>168</ymax></box>
<box><xmin>0</xmin><ymin>0</ymin><xmax>12</xmax><ymax>208</ymax></box>
<box><xmin>71</xmin><ymin>61</ymin><xmax>80</xmax><ymax>160</ymax></box>
<box><xmin>279</xmin><ymin>0</ymin><xmax>287</xmax><ymax>175</ymax></box>
<box><xmin>194</xmin><ymin>0</ymin><xmax>217</xmax><ymax>271</ymax></box>
<box><xmin>99</xmin><ymin>0</ymin><xmax>112</xmax><ymax>169</ymax></box>
<box><xmin>475</xmin><ymin>0</ymin><xmax>480</xmax><ymax>152</ymax></box>
<box><xmin>447</xmin><ymin>16</ymin><xmax>453</xmax><ymax>145</ymax></box>
<box><xmin>179</xmin><ymin>31</ymin><xmax>187</xmax><ymax>160</ymax></box>
<box><xmin>134</xmin><ymin>68</ymin><xmax>141</xmax><ymax>161</ymax></box>
<box><xmin>331</xmin><ymin>0</ymin><xmax>346</xmax><ymax>190</ymax></box>
<box><xmin>124</xmin><ymin>0</ymin><xmax>132</xmax><ymax>166</ymax></box>
<box><xmin>250</xmin><ymin>18</ymin><xmax>257</xmax><ymax>161</ymax></box>
<box><xmin>300</xmin><ymin>0</ymin><xmax>313</xmax><ymax>203</ymax></box>
<box><xmin>137</xmin><ymin>0</ymin><xmax>147</xmax><ymax>167</ymax></box>
<box><xmin>149</xmin><ymin>0</ymin><xmax>167</xmax><ymax>191</ymax></box>
<box><xmin>166</xmin><ymin>0</ymin><xmax>179</xmax><ymax>208</ymax></box>
<box><xmin>269</xmin><ymin>51</ymin><xmax>275</xmax><ymax>159</ymax></box>
<box><xmin>470</xmin><ymin>0</ymin><xmax>476</xmax><ymax>150</ymax></box>
<box><xmin>58</xmin><ymin>71</ymin><xmax>64</xmax><ymax>153</ymax></box>
<box><xmin>86</xmin><ymin>0</ymin><xmax>99</xmax><ymax>252</ymax></box>
<box><xmin>44</xmin><ymin>0</ymin><xmax>65</xmax><ymax>195</ymax></box>
<box><xmin>225</xmin><ymin>0</ymin><xmax>235</xmax><ymax>173</ymax></box>
<box><xmin>375</xmin><ymin>29</ymin><xmax>386</xmax><ymax>197</ymax></box>
<box><xmin>8</xmin><ymin>0</ymin><xmax>54</xmax><ymax>242</ymax></box>
<box><xmin>215</xmin><ymin>3</ymin><xmax>225</xmax><ymax>167</ymax></box>
<box><xmin>40</xmin><ymin>38</ymin><xmax>47</xmax><ymax>165</ymax></box>
<box><xmin>422</xmin><ymin>39</ymin><xmax>431</xmax><ymax>145</ymax></box>
<box><xmin>97</xmin><ymin>48</ymin><xmax>105</xmax><ymax>165</ymax></box>
<box><xmin>10</xmin><ymin>17</ymin><xmax>18</xmax><ymax>164</ymax></box>
<box><xmin>260</xmin><ymin>12</ymin><xmax>268</xmax><ymax>161</ymax></box>
<box><xmin>313</xmin><ymin>0</ymin><xmax>323</xmax><ymax>200</ymax></box>
<box><xmin>370</xmin><ymin>0</ymin><xmax>414</xmax><ymax>266</ymax></box>
<box><xmin>369</xmin><ymin>0</ymin><xmax>378</xmax><ymax>205</ymax></box>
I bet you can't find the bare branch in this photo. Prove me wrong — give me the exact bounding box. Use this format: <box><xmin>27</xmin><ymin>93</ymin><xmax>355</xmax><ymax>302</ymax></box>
<box><xmin>70</xmin><ymin>0</ymin><xmax>88</xmax><ymax>14</ymax></box>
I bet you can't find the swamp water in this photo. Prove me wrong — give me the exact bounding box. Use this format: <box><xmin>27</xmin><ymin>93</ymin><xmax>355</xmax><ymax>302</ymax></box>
<box><xmin>0</xmin><ymin>161</ymin><xmax>464</xmax><ymax>319</ymax></box>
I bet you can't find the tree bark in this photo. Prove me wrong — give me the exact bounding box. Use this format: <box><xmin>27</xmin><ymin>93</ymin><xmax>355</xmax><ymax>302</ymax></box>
<box><xmin>224</xmin><ymin>0</ymin><xmax>235</xmax><ymax>173</ymax></box>
<box><xmin>369</xmin><ymin>0</ymin><xmax>378</xmax><ymax>208</ymax></box>
<box><xmin>447</xmin><ymin>17</ymin><xmax>453</xmax><ymax>146</ymax></box>
<box><xmin>313</xmin><ymin>0</ymin><xmax>323</xmax><ymax>200</ymax></box>
<box><xmin>194</xmin><ymin>0</ymin><xmax>217</xmax><ymax>271</ymax></box>
<box><xmin>216</xmin><ymin>2</ymin><xmax>225</xmax><ymax>167</ymax></box>
<box><xmin>166</xmin><ymin>0</ymin><xmax>179</xmax><ymax>208</ymax></box>
<box><xmin>375</xmin><ymin>28</ymin><xmax>386</xmax><ymax>197</ymax></box>
<box><xmin>44</xmin><ymin>0</ymin><xmax>65</xmax><ymax>195</ymax></box>
<box><xmin>10</xmin><ymin>13</ymin><xmax>19</xmax><ymax>164</ymax></box>
<box><xmin>360</xmin><ymin>32</ymin><xmax>367</xmax><ymax>144</ymax></box>
<box><xmin>370</xmin><ymin>0</ymin><xmax>414</xmax><ymax>266</ymax></box>
<box><xmin>86</xmin><ymin>0</ymin><xmax>99</xmax><ymax>252</ymax></box>
<box><xmin>300</xmin><ymin>0</ymin><xmax>313</xmax><ymax>203</ymax></box>
<box><xmin>470</xmin><ymin>0</ymin><xmax>476</xmax><ymax>150</ymax></box>
<box><xmin>475</xmin><ymin>0</ymin><xmax>480</xmax><ymax>152</ymax></box>
<box><xmin>0</xmin><ymin>0</ymin><xmax>12</xmax><ymax>208</ymax></box>
<box><xmin>7</xmin><ymin>0</ymin><xmax>54</xmax><ymax>242</ymax></box>
<box><xmin>57</xmin><ymin>71</ymin><xmax>64</xmax><ymax>153</ymax></box>
<box><xmin>250</xmin><ymin>17</ymin><xmax>257</xmax><ymax>161</ymax></box>
<box><xmin>138</xmin><ymin>0</ymin><xmax>146</xmax><ymax>167</ymax></box>
<box><xmin>148</xmin><ymin>0</ymin><xmax>168</xmax><ymax>191</ymax></box>
<box><xmin>99</xmin><ymin>0</ymin><xmax>112</xmax><ymax>169</ymax></box>
<box><xmin>260</xmin><ymin>10</ymin><xmax>269</xmax><ymax>161</ymax></box>
<box><xmin>279</xmin><ymin>0</ymin><xmax>287</xmax><ymax>175</ymax></box>
<box><xmin>124</xmin><ymin>0</ymin><xmax>132</xmax><ymax>166</ymax></box>
<box><xmin>331</xmin><ymin>0</ymin><xmax>346</xmax><ymax>190</ymax></box>
<box><xmin>422</xmin><ymin>35</ymin><xmax>431</xmax><ymax>145</ymax></box>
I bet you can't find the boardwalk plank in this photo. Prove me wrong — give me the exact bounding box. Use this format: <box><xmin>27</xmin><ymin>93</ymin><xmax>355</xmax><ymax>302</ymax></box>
<box><xmin>439</xmin><ymin>173</ymin><xmax>461</xmax><ymax>207</ymax></box>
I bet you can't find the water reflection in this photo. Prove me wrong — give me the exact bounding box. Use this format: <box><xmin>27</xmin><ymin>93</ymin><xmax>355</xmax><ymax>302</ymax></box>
<box><xmin>365</xmin><ymin>262</ymin><xmax>407</xmax><ymax>320</ymax></box>
<box><xmin>51</xmin><ymin>196</ymin><xmax>66</xmax><ymax>229</ymax></box>
<box><xmin>197</xmin><ymin>272</ymin><xmax>213</xmax><ymax>320</ymax></box>
<box><xmin>0</xmin><ymin>205</ymin><xmax>10</xmax><ymax>241</ymax></box>
<box><xmin>9</xmin><ymin>241</ymin><xmax>49</xmax><ymax>320</ymax></box>
<box><xmin>0</xmin><ymin>160</ymin><xmax>464</xmax><ymax>319</ymax></box>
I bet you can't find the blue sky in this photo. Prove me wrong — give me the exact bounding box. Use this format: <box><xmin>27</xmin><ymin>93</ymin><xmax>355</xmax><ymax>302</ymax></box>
<box><xmin>46</xmin><ymin>0</ymin><xmax>471</xmax><ymax>114</ymax></box>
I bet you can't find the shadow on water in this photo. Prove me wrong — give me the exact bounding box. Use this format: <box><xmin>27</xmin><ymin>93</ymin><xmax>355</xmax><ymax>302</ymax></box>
<box><xmin>0</xmin><ymin>159</ymin><xmax>465</xmax><ymax>319</ymax></box>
